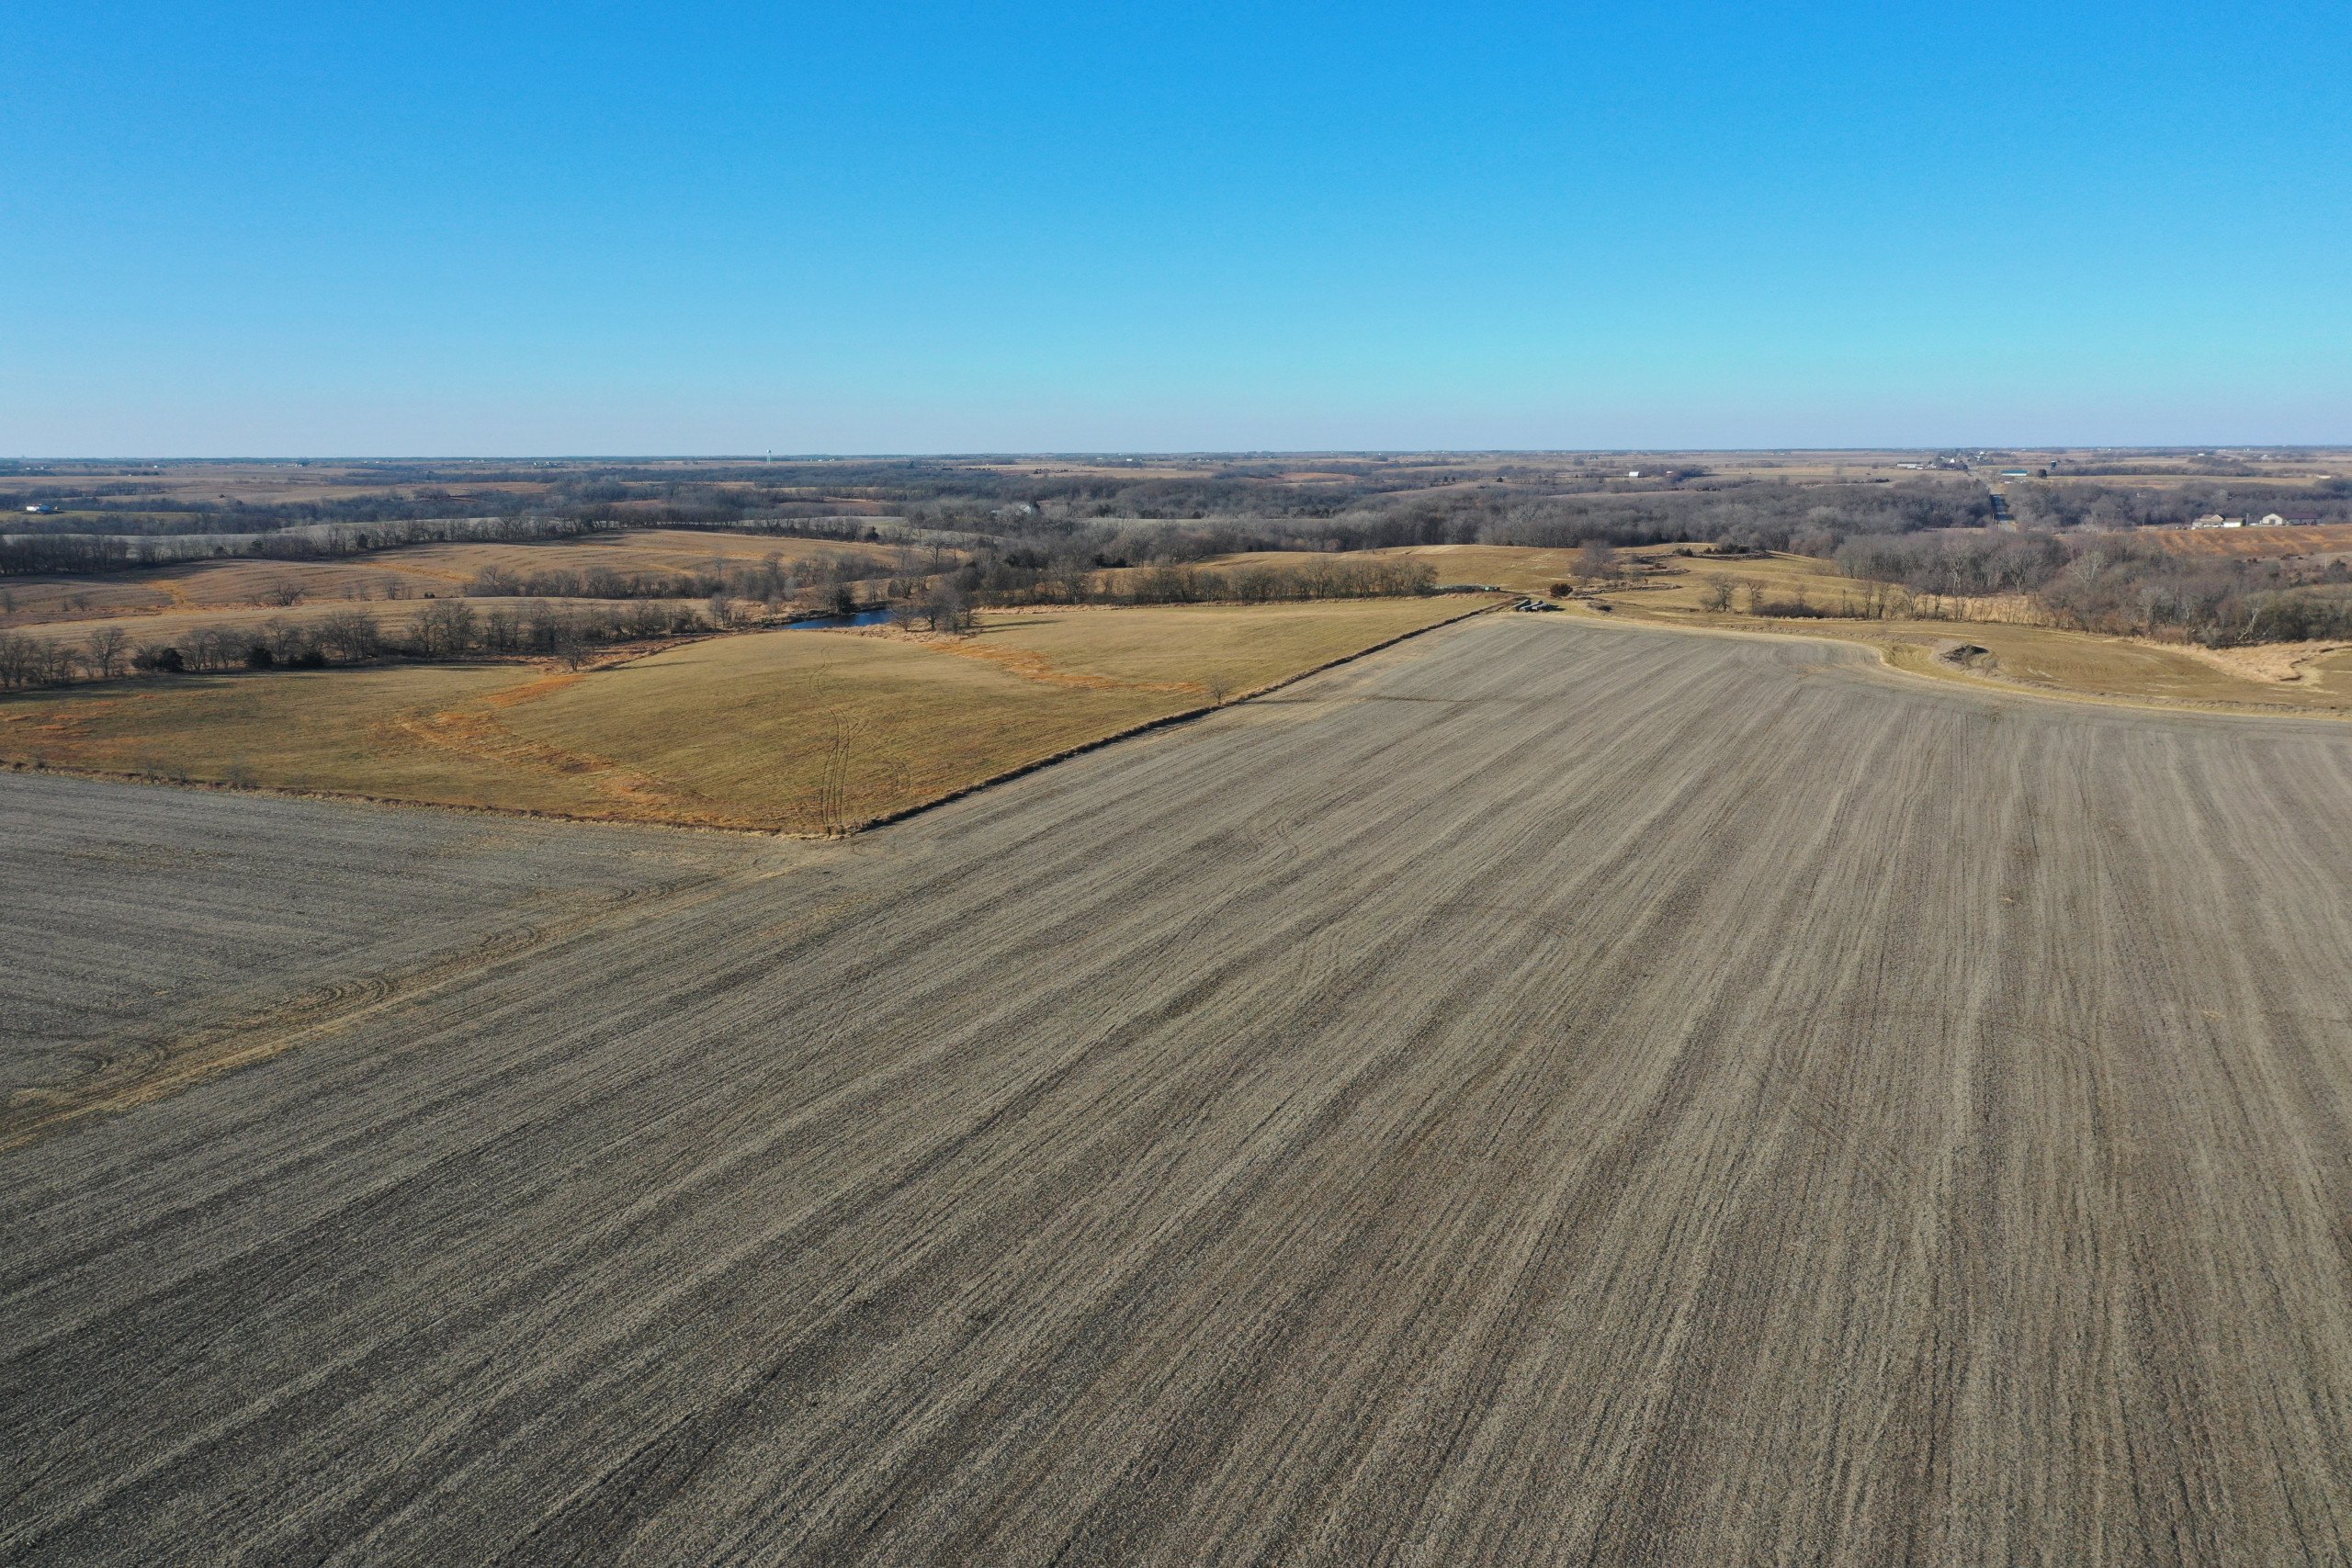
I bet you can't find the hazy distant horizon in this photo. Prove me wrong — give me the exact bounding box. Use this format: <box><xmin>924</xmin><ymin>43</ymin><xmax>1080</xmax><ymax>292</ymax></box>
<box><xmin>10</xmin><ymin>445</ymin><xmax>2348</xmax><ymax>467</ymax></box>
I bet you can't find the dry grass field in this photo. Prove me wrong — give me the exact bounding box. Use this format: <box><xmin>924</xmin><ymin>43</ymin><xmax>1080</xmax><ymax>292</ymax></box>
<box><xmin>5</xmin><ymin>615</ymin><xmax>2351</xmax><ymax>1562</ymax></box>
<box><xmin>1586</xmin><ymin>547</ymin><xmax>2352</xmax><ymax>713</ymax></box>
<box><xmin>0</xmin><ymin>528</ymin><xmax>905</xmax><ymax>630</ymax></box>
<box><xmin>1242</xmin><ymin>542</ymin><xmax>2352</xmax><ymax>715</ymax></box>
<box><xmin>1209</xmin><ymin>543</ymin><xmax>1592</xmax><ymax>593</ymax></box>
<box><xmin>0</xmin><ymin>599</ymin><xmax>1482</xmax><ymax>831</ymax></box>
<box><xmin>0</xmin><ymin>593</ymin><xmax>711</xmax><ymax>663</ymax></box>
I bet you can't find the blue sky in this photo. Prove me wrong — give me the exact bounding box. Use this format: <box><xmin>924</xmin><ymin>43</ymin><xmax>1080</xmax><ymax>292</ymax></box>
<box><xmin>4</xmin><ymin>1</ymin><xmax>2346</xmax><ymax>454</ymax></box>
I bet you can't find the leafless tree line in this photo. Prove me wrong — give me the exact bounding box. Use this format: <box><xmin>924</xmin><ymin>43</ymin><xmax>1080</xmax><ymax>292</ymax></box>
<box><xmin>968</xmin><ymin>557</ymin><xmax>1442</xmax><ymax>610</ymax></box>
<box><xmin>464</xmin><ymin>549</ymin><xmax>903</xmax><ymax>605</ymax></box>
<box><xmin>0</xmin><ymin>514</ymin><xmax>619</xmax><ymax>578</ymax></box>
<box><xmin>1835</xmin><ymin>530</ymin><xmax>2352</xmax><ymax>645</ymax></box>
<box><xmin>0</xmin><ymin>600</ymin><xmax>715</xmax><ymax>689</ymax></box>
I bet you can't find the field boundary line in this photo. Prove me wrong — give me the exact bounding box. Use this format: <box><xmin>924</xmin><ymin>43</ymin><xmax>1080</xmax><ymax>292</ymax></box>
<box><xmin>0</xmin><ymin>602</ymin><xmax>1505</xmax><ymax>838</ymax></box>
<box><xmin>0</xmin><ymin>874</ymin><xmax>747</xmax><ymax>1149</ymax></box>
<box><xmin>851</xmin><ymin>598</ymin><xmax>1507</xmax><ymax>835</ymax></box>
<box><xmin>0</xmin><ymin>758</ymin><xmax>785</xmax><ymax>838</ymax></box>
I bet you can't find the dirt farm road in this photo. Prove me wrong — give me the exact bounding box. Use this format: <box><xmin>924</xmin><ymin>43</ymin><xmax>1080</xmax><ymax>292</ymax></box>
<box><xmin>5</xmin><ymin>616</ymin><xmax>2352</xmax><ymax>1564</ymax></box>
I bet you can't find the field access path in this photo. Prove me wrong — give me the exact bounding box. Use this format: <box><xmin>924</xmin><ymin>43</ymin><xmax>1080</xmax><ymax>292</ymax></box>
<box><xmin>5</xmin><ymin>616</ymin><xmax>2352</xmax><ymax>1564</ymax></box>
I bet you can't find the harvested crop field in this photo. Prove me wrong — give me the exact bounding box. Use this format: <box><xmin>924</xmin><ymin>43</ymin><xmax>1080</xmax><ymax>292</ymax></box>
<box><xmin>6</xmin><ymin>615</ymin><xmax>2352</xmax><ymax>1563</ymax></box>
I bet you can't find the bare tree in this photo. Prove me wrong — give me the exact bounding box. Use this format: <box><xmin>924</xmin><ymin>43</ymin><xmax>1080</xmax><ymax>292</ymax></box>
<box><xmin>552</xmin><ymin>615</ymin><xmax>593</xmax><ymax>670</ymax></box>
<box><xmin>1702</xmin><ymin>575</ymin><xmax>1736</xmax><ymax>612</ymax></box>
<box><xmin>259</xmin><ymin>578</ymin><xmax>305</xmax><ymax>608</ymax></box>
<box><xmin>1578</xmin><ymin>539</ymin><xmax>1618</xmax><ymax>582</ymax></box>
<box><xmin>924</xmin><ymin>584</ymin><xmax>973</xmax><ymax>633</ymax></box>
<box><xmin>317</xmin><ymin>608</ymin><xmax>382</xmax><ymax>662</ymax></box>
<box><xmin>85</xmin><ymin>625</ymin><xmax>130</xmax><ymax>679</ymax></box>
<box><xmin>33</xmin><ymin>642</ymin><xmax>81</xmax><ymax>682</ymax></box>
<box><xmin>413</xmin><ymin>598</ymin><xmax>475</xmax><ymax>660</ymax></box>
<box><xmin>0</xmin><ymin>631</ymin><xmax>35</xmax><ymax>688</ymax></box>
<box><xmin>186</xmin><ymin>624</ymin><xmax>237</xmax><ymax>671</ymax></box>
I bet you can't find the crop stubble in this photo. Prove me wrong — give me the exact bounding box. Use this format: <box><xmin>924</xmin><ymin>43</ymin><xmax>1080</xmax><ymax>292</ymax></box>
<box><xmin>3</xmin><ymin>615</ymin><xmax>2350</xmax><ymax>1563</ymax></box>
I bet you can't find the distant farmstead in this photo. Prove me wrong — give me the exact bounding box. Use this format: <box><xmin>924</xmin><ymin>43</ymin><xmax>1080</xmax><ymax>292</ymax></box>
<box><xmin>2190</xmin><ymin>513</ymin><xmax>2248</xmax><ymax>529</ymax></box>
<box><xmin>2256</xmin><ymin>513</ymin><xmax>2324</xmax><ymax>527</ymax></box>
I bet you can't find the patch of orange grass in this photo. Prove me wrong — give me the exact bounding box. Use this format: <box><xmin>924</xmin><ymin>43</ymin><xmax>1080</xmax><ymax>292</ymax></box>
<box><xmin>856</xmin><ymin>627</ymin><xmax>1199</xmax><ymax>694</ymax></box>
<box><xmin>2170</xmin><ymin>639</ymin><xmax>2352</xmax><ymax>684</ymax></box>
<box><xmin>382</xmin><ymin>699</ymin><xmax>735</xmax><ymax>825</ymax></box>
<box><xmin>479</xmin><ymin>670</ymin><xmax>588</xmax><ymax>708</ymax></box>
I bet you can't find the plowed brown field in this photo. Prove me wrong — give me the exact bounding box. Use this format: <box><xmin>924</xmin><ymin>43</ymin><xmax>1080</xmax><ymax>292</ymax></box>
<box><xmin>4</xmin><ymin>615</ymin><xmax>2351</xmax><ymax>1564</ymax></box>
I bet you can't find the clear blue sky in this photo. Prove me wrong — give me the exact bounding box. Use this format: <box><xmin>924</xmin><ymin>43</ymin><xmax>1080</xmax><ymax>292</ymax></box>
<box><xmin>4</xmin><ymin>1</ymin><xmax>2346</xmax><ymax>455</ymax></box>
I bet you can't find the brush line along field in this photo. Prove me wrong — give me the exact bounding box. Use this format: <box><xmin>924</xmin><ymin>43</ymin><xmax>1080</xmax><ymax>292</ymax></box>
<box><xmin>5</xmin><ymin>616</ymin><xmax>2352</xmax><ymax>1562</ymax></box>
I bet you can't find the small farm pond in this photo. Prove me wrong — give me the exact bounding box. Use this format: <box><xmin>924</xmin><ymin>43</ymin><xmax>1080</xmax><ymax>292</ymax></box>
<box><xmin>785</xmin><ymin>609</ymin><xmax>895</xmax><ymax>630</ymax></box>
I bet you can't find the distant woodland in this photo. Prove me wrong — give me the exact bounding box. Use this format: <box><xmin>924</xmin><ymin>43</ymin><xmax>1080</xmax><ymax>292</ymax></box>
<box><xmin>7</xmin><ymin>456</ymin><xmax>2351</xmax><ymax>647</ymax></box>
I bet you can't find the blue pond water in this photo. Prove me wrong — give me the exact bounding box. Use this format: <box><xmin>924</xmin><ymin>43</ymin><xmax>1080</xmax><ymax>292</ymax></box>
<box><xmin>785</xmin><ymin>608</ymin><xmax>895</xmax><ymax>630</ymax></box>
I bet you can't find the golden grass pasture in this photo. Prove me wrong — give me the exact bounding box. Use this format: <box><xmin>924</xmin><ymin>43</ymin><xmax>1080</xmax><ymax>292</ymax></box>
<box><xmin>1868</xmin><ymin>622</ymin><xmax>2352</xmax><ymax>707</ymax></box>
<box><xmin>1207</xmin><ymin>543</ymin><xmax>1592</xmax><ymax>593</ymax></box>
<box><xmin>1208</xmin><ymin>542</ymin><xmax>2352</xmax><ymax>715</ymax></box>
<box><xmin>0</xmin><ymin>599</ymin><xmax>1480</xmax><ymax>831</ymax></box>
<box><xmin>0</xmin><ymin>529</ymin><xmax>913</xmax><ymax>630</ymax></box>
<box><xmin>1589</xmin><ymin>544</ymin><xmax>2352</xmax><ymax>713</ymax></box>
